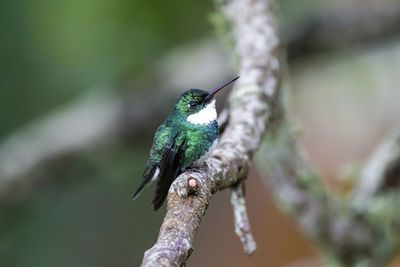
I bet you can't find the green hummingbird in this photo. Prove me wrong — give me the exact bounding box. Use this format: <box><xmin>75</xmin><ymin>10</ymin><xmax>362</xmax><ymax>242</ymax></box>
<box><xmin>133</xmin><ymin>76</ymin><xmax>239</xmax><ymax>210</ymax></box>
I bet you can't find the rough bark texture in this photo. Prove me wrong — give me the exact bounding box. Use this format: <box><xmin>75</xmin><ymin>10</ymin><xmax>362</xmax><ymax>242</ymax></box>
<box><xmin>140</xmin><ymin>0</ymin><xmax>279</xmax><ymax>266</ymax></box>
<box><xmin>230</xmin><ymin>183</ymin><xmax>257</xmax><ymax>255</ymax></box>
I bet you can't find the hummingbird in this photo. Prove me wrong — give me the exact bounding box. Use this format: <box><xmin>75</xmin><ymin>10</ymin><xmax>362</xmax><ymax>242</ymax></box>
<box><xmin>133</xmin><ymin>76</ymin><xmax>239</xmax><ymax>210</ymax></box>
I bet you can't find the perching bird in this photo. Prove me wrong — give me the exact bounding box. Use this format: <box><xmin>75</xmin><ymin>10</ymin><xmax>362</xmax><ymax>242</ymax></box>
<box><xmin>133</xmin><ymin>76</ymin><xmax>239</xmax><ymax>210</ymax></box>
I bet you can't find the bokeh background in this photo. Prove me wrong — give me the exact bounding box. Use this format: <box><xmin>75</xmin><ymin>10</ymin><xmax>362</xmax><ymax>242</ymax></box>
<box><xmin>1</xmin><ymin>0</ymin><xmax>400</xmax><ymax>266</ymax></box>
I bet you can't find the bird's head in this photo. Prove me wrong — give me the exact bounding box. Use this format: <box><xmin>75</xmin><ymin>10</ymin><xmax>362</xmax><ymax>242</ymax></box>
<box><xmin>174</xmin><ymin>76</ymin><xmax>239</xmax><ymax>125</ymax></box>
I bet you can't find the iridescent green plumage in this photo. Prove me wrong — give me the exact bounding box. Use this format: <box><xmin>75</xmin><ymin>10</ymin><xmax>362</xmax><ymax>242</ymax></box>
<box><xmin>133</xmin><ymin>77</ymin><xmax>239</xmax><ymax>210</ymax></box>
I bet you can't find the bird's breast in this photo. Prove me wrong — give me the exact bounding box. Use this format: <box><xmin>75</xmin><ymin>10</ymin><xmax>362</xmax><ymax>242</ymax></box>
<box><xmin>191</xmin><ymin>138</ymin><xmax>218</xmax><ymax>167</ymax></box>
<box><xmin>182</xmin><ymin>122</ymin><xmax>218</xmax><ymax>168</ymax></box>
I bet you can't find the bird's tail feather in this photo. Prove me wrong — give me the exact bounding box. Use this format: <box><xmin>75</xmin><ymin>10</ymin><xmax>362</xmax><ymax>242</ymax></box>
<box><xmin>132</xmin><ymin>167</ymin><xmax>157</xmax><ymax>200</ymax></box>
<box><xmin>152</xmin><ymin>172</ymin><xmax>177</xmax><ymax>210</ymax></box>
<box><xmin>152</xmin><ymin>145</ymin><xmax>183</xmax><ymax>210</ymax></box>
<box><xmin>151</xmin><ymin>137</ymin><xmax>186</xmax><ymax>210</ymax></box>
<box><xmin>132</xmin><ymin>178</ymin><xmax>150</xmax><ymax>200</ymax></box>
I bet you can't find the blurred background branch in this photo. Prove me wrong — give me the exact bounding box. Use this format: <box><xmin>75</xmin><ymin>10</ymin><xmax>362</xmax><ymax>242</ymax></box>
<box><xmin>256</xmin><ymin>78</ymin><xmax>400</xmax><ymax>265</ymax></box>
<box><xmin>353</xmin><ymin>131</ymin><xmax>400</xmax><ymax>208</ymax></box>
<box><xmin>284</xmin><ymin>0</ymin><xmax>400</xmax><ymax>61</ymax></box>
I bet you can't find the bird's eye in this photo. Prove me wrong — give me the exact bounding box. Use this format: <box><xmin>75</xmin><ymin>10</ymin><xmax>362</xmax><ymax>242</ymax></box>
<box><xmin>188</xmin><ymin>102</ymin><xmax>197</xmax><ymax>108</ymax></box>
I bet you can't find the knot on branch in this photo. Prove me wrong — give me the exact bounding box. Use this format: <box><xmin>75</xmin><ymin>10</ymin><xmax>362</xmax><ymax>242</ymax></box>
<box><xmin>187</xmin><ymin>177</ymin><xmax>199</xmax><ymax>193</ymax></box>
<box><xmin>172</xmin><ymin>171</ymin><xmax>209</xmax><ymax>200</ymax></box>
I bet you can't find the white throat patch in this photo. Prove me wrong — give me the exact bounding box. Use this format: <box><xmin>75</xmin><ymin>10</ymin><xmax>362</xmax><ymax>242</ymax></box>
<box><xmin>187</xmin><ymin>100</ymin><xmax>217</xmax><ymax>125</ymax></box>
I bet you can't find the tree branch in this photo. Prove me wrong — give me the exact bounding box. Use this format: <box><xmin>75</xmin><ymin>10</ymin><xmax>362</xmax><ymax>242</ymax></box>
<box><xmin>353</xmin><ymin>131</ymin><xmax>400</xmax><ymax>209</ymax></box>
<box><xmin>229</xmin><ymin>183</ymin><xmax>256</xmax><ymax>255</ymax></box>
<box><xmin>0</xmin><ymin>95</ymin><xmax>121</xmax><ymax>204</ymax></box>
<box><xmin>140</xmin><ymin>0</ymin><xmax>279</xmax><ymax>265</ymax></box>
<box><xmin>257</xmin><ymin>125</ymin><xmax>378</xmax><ymax>265</ymax></box>
<box><xmin>256</xmin><ymin>84</ymin><xmax>400</xmax><ymax>265</ymax></box>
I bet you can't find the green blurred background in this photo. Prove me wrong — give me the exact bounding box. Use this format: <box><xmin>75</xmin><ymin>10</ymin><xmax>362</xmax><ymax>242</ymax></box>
<box><xmin>1</xmin><ymin>0</ymin><xmax>400</xmax><ymax>266</ymax></box>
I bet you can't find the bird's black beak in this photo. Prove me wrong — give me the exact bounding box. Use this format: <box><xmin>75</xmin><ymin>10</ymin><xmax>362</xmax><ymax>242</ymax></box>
<box><xmin>205</xmin><ymin>76</ymin><xmax>239</xmax><ymax>101</ymax></box>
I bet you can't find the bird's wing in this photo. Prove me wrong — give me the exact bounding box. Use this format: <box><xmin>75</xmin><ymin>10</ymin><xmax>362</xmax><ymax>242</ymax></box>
<box><xmin>132</xmin><ymin>124</ymin><xmax>169</xmax><ymax>200</ymax></box>
<box><xmin>152</xmin><ymin>131</ymin><xmax>187</xmax><ymax>210</ymax></box>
